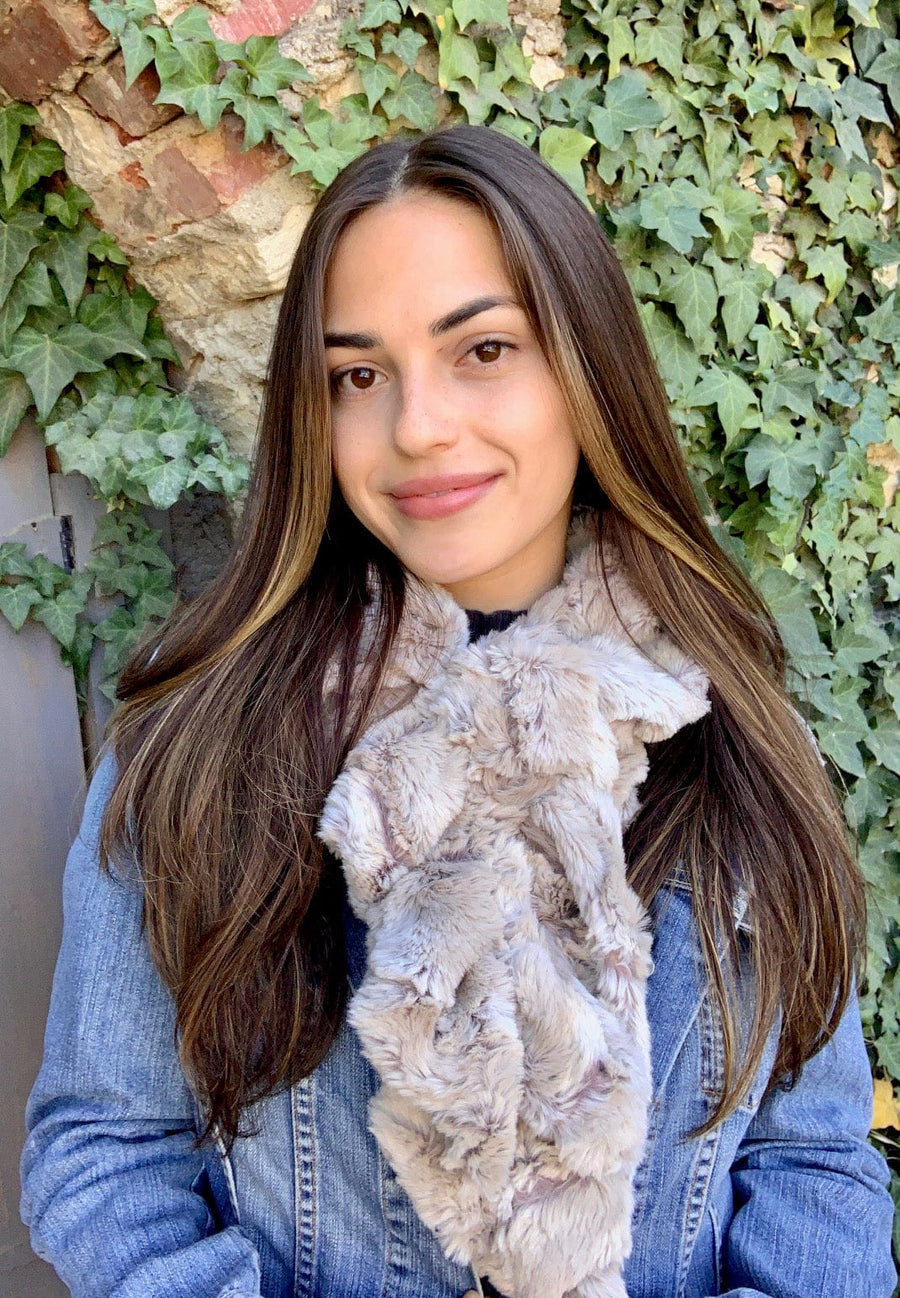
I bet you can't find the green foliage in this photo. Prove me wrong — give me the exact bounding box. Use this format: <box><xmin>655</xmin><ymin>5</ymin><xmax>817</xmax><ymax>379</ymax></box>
<box><xmin>0</xmin><ymin>106</ymin><xmax>248</xmax><ymax>703</ymax></box>
<box><xmin>0</xmin><ymin>102</ymin><xmax>178</xmax><ymax>447</ymax></box>
<box><xmin>45</xmin><ymin>390</ymin><xmax>248</xmax><ymax>509</ymax></box>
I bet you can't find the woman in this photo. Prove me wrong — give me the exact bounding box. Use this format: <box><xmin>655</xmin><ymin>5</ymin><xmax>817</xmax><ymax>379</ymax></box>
<box><xmin>20</xmin><ymin>123</ymin><xmax>895</xmax><ymax>1297</ymax></box>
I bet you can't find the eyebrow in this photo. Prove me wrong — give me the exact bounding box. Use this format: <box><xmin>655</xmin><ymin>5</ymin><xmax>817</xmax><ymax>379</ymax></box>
<box><xmin>323</xmin><ymin>295</ymin><xmax>521</xmax><ymax>350</ymax></box>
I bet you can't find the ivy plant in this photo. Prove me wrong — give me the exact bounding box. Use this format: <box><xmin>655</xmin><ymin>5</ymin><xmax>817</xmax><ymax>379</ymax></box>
<box><xmin>0</xmin><ymin>103</ymin><xmax>249</xmax><ymax>703</ymax></box>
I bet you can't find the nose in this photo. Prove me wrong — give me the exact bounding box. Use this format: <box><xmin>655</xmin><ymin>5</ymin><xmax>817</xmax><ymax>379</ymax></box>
<box><xmin>390</xmin><ymin>364</ymin><xmax>459</xmax><ymax>459</ymax></box>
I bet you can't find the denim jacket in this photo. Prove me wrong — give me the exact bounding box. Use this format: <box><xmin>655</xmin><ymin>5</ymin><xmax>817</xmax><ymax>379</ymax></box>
<box><xmin>20</xmin><ymin>751</ymin><xmax>896</xmax><ymax>1298</ymax></box>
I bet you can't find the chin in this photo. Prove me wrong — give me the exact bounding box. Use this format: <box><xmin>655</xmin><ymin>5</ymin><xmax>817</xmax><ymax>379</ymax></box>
<box><xmin>400</xmin><ymin>554</ymin><xmax>493</xmax><ymax>590</ymax></box>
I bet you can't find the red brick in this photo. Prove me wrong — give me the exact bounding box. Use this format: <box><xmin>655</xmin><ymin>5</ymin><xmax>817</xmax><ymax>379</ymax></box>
<box><xmin>202</xmin><ymin>111</ymin><xmax>281</xmax><ymax>202</ymax></box>
<box><xmin>0</xmin><ymin>0</ymin><xmax>107</xmax><ymax>102</ymax></box>
<box><xmin>78</xmin><ymin>53</ymin><xmax>182</xmax><ymax>139</ymax></box>
<box><xmin>118</xmin><ymin>160</ymin><xmax>149</xmax><ymax>189</ymax></box>
<box><xmin>210</xmin><ymin>0</ymin><xmax>315</xmax><ymax>42</ymax></box>
<box><xmin>140</xmin><ymin>112</ymin><xmax>283</xmax><ymax>226</ymax></box>
<box><xmin>143</xmin><ymin>145</ymin><xmax>220</xmax><ymax>222</ymax></box>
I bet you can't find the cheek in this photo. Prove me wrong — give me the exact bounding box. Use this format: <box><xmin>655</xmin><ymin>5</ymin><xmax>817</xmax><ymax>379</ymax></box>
<box><xmin>331</xmin><ymin>428</ymin><xmax>370</xmax><ymax>502</ymax></box>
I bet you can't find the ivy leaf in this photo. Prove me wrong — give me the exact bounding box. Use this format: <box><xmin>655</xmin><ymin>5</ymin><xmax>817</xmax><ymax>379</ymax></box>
<box><xmin>1</xmin><ymin>136</ymin><xmax>65</xmax><ymax>208</ymax></box>
<box><xmin>538</xmin><ymin>126</ymin><xmax>593</xmax><ymax>201</ymax></box>
<box><xmin>0</xmin><ymin>102</ymin><xmax>40</xmax><ymax>172</ymax></box>
<box><xmin>43</xmin><ymin>183</ymin><xmax>93</xmax><ymax>231</ymax></box>
<box><xmin>744</xmin><ymin>432</ymin><xmax>819</xmax><ymax>499</ymax></box>
<box><xmin>639</xmin><ymin>302</ymin><xmax>700</xmax><ymax>400</ymax></box>
<box><xmin>172</xmin><ymin>38</ymin><xmax>220</xmax><ymax>86</ymax></box>
<box><xmin>868</xmin><ymin>719</ymin><xmax>900</xmax><ymax>776</ymax></box>
<box><xmin>591</xmin><ymin>15</ymin><xmax>634</xmax><ymax>78</ymax></box>
<box><xmin>240</xmin><ymin>35</ymin><xmax>311</xmax><ymax>96</ymax></box>
<box><xmin>667</xmin><ymin>260</ymin><xmax>717</xmax><ymax>350</ymax></box>
<box><xmin>357</xmin><ymin>56</ymin><xmax>401</xmax><ymax>110</ymax></box>
<box><xmin>120</xmin><ymin>20</ymin><xmax>156</xmax><ymax>88</ymax></box>
<box><xmin>587</xmin><ymin>71</ymin><xmax>664</xmax><ymax>150</ymax></box>
<box><xmin>129</xmin><ymin>457</ymin><xmax>189</xmax><ymax>509</ymax></box>
<box><xmin>132</xmin><ymin>566</ymin><xmax>177</xmax><ymax>622</ymax></box>
<box><xmin>381</xmin><ymin>28</ymin><xmax>428</xmax><ymax>66</ymax></box>
<box><xmin>89</xmin><ymin>0</ymin><xmax>138</xmax><ymax>38</ymax></box>
<box><xmin>170</xmin><ymin>5</ymin><xmax>216</xmax><ymax>41</ymax></box>
<box><xmin>690</xmin><ymin>367</ymin><xmax>757</xmax><ymax>448</ymax></box>
<box><xmin>229</xmin><ymin>91</ymin><xmax>289</xmax><ymax>149</ymax></box>
<box><xmin>17</xmin><ymin>551</ymin><xmax>67</xmax><ymax>599</ymax></box>
<box><xmin>753</xmin><ymin>569</ymin><xmax>830</xmax><ymax>677</ymax></box>
<box><xmin>451</xmin><ymin>65</ymin><xmax>515</xmax><ymax>123</ymax></box>
<box><xmin>816</xmin><ymin>717</ymin><xmax>867</xmax><ymax>777</ymax></box>
<box><xmin>338</xmin><ymin>19</ymin><xmax>376</xmax><ymax>58</ymax></box>
<box><xmin>297</xmin><ymin>95</ymin><xmax>332</xmax><ymax>149</ymax></box>
<box><xmin>76</xmin><ymin>293</ymin><xmax>151</xmax><ymax>361</ymax></box>
<box><xmin>438</xmin><ymin>9</ymin><xmax>482</xmax><ymax>90</ymax></box>
<box><xmin>639</xmin><ymin>179</ymin><xmax>708</xmax><ymax>254</ymax></box>
<box><xmin>834</xmin><ymin>73</ymin><xmax>892</xmax><ymax>127</ymax></box>
<box><xmin>496</xmin><ymin>42</ymin><xmax>531</xmax><ymax>95</ymax></box>
<box><xmin>381</xmin><ymin>71</ymin><xmax>440</xmax><ymax>130</ymax></box>
<box><xmin>748</xmin><ymin>112</ymin><xmax>795</xmax><ymax>158</ymax></box>
<box><xmin>5</xmin><ymin>323</ymin><xmax>110</xmax><ymax>419</ymax></box>
<box><xmin>357</xmin><ymin>0</ymin><xmax>403</xmax><ymax>30</ymax></box>
<box><xmin>0</xmin><ymin>209</ymin><xmax>43</xmax><ymax>306</ymax></box>
<box><xmin>32</xmin><ymin>574</ymin><xmax>93</xmax><ymax>649</ymax></box>
<box><xmin>41</xmin><ymin>221</ymin><xmax>99</xmax><ymax>314</ymax></box>
<box><xmin>0</xmin><ymin>541</ymin><xmax>39</xmax><ymax>578</ymax></box>
<box><xmin>452</xmin><ymin>0</ymin><xmax>509</xmax><ymax>29</ymax></box>
<box><xmin>801</xmin><ymin>243</ymin><xmax>848</xmax><ymax>301</ymax></box>
<box><xmin>0</xmin><ymin>368</ymin><xmax>31</xmax><ymax>453</ymax></box>
<box><xmin>634</xmin><ymin>8</ymin><xmax>684</xmax><ymax>79</ymax></box>
<box><xmin>702</xmin><ymin>185</ymin><xmax>761</xmax><ymax>259</ymax></box>
<box><xmin>832</xmin><ymin>618</ymin><xmax>892</xmax><ymax>671</ymax></box>
<box><xmin>807</xmin><ymin>168</ymin><xmax>850</xmax><ymax>223</ymax></box>
<box><xmin>722</xmin><ymin>276</ymin><xmax>764</xmax><ymax>349</ymax></box>
<box><xmin>866</xmin><ymin>42</ymin><xmax>900</xmax><ymax>117</ymax></box>
<box><xmin>0</xmin><ymin>581</ymin><xmax>43</xmax><ymax>630</ymax></box>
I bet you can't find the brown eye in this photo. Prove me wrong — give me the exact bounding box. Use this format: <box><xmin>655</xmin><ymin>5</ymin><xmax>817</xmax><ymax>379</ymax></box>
<box><xmin>331</xmin><ymin>366</ymin><xmax>377</xmax><ymax>395</ymax></box>
<box><xmin>473</xmin><ymin>340</ymin><xmax>505</xmax><ymax>363</ymax></box>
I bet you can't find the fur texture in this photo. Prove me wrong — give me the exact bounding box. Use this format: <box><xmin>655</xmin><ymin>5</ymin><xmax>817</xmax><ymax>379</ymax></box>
<box><xmin>316</xmin><ymin>510</ymin><xmax>711</xmax><ymax>1298</ymax></box>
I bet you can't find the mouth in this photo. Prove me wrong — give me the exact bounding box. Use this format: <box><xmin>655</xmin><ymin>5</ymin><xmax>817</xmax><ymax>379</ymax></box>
<box><xmin>389</xmin><ymin>473</ymin><xmax>502</xmax><ymax>520</ymax></box>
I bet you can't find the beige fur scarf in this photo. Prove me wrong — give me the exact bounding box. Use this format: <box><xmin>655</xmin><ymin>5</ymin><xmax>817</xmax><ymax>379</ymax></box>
<box><xmin>316</xmin><ymin>509</ymin><xmax>711</xmax><ymax>1298</ymax></box>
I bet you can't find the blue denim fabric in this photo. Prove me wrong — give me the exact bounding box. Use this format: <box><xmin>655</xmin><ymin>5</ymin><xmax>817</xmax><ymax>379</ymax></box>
<box><xmin>21</xmin><ymin>752</ymin><xmax>897</xmax><ymax>1297</ymax></box>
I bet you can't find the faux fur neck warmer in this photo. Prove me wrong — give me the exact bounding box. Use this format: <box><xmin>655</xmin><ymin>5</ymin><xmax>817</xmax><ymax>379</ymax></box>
<box><xmin>317</xmin><ymin>509</ymin><xmax>711</xmax><ymax>1298</ymax></box>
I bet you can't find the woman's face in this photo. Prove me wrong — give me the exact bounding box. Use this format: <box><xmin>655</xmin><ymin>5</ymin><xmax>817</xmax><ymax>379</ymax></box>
<box><xmin>323</xmin><ymin>191</ymin><xmax>582</xmax><ymax>612</ymax></box>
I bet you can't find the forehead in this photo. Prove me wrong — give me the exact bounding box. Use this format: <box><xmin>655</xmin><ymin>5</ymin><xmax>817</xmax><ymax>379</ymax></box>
<box><xmin>323</xmin><ymin>193</ymin><xmax>515</xmax><ymax>321</ymax></box>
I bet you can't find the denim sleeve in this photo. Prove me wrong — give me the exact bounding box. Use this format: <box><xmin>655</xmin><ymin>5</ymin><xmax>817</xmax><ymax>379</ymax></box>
<box><xmin>19</xmin><ymin>751</ymin><xmax>263</xmax><ymax>1298</ymax></box>
<box><xmin>718</xmin><ymin>990</ymin><xmax>896</xmax><ymax>1298</ymax></box>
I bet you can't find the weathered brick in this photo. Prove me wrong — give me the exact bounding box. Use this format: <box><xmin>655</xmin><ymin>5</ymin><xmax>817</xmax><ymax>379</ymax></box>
<box><xmin>0</xmin><ymin>0</ymin><xmax>107</xmax><ymax>102</ymax></box>
<box><xmin>210</xmin><ymin>0</ymin><xmax>315</xmax><ymax>42</ymax></box>
<box><xmin>200</xmin><ymin>111</ymin><xmax>282</xmax><ymax>203</ymax></box>
<box><xmin>143</xmin><ymin>145</ymin><xmax>220</xmax><ymax>223</ymax></box>
<box><xmin>142</xmin><ymin>111</ymin><xmax>282</xmax><ymax>223</ymax></box>
<box><xmin>78</xmin><ymin>53</ymin><xmax>182</xmax><ymax>139</ymax></box>
<box><xmin>118</xmin><ymin>160</ymin><xmax>150</xmax><ymax>189</ymax></box>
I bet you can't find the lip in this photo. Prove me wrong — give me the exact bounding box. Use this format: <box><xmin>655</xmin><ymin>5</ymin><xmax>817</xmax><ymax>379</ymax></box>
<box><xmin>390</xmin><ymin>472</ymin><xmax>500</xmax><ymax>498</ymax></box>
<box><xmin>388</xmin><ymin>472</ymin><xmax>502</xmax><ymax>521</ymax></box>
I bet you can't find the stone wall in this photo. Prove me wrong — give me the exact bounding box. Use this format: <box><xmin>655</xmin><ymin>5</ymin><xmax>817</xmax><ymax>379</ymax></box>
<box><xmin>0</xmin><ymin>0</ymin><xmax>327</xmax><ymax>455</ymax></box>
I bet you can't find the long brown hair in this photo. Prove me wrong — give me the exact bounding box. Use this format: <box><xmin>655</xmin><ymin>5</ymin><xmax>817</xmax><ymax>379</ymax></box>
<box><xmin>101</xmin><ymin>123</ymin><xmax>865</xmax><ymax>1149</ymax></box>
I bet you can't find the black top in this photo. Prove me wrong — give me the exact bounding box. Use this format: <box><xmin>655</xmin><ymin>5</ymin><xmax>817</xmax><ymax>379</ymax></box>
<box><xmin>464</xmin><ymin>607</ymin><xmax>526</xmax><ymax>642</ymax></box>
